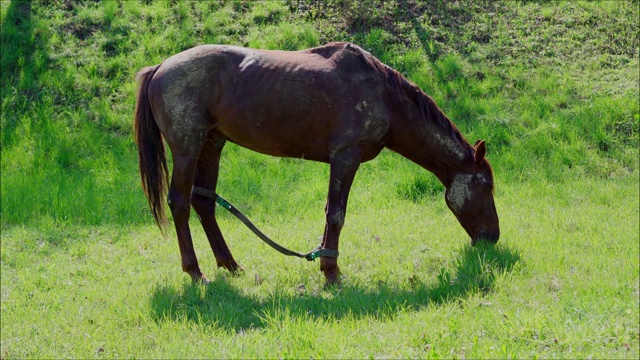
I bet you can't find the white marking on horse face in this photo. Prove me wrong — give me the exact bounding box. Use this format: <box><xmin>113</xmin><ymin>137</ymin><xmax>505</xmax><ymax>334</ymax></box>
<box><xmin>446</xmin><ymin>173</ymin><xmax>473</xmax><ymax>213</ymax></box>
<box><xmin>356</xmin><ymin>100</ymin><xmax>368</xmax><ymax>112</ymax></box>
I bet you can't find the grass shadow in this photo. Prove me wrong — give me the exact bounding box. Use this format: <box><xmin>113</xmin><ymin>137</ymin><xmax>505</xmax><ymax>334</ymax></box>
<box><xmin>1</xmin><ymin>0</ymin><xmax>36</xmax><ymax>147</ymax></box>
<box><xmin>149</xmin><ymin>243</ymin><xmax>521</xmax><ymax>332</ymax></box>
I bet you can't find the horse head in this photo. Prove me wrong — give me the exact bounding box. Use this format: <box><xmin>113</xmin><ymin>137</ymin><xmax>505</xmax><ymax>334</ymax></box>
<box><xmin>444</xmin><ymin>140</ymin><xmax>500</xmax><ymax>245</ymax></box>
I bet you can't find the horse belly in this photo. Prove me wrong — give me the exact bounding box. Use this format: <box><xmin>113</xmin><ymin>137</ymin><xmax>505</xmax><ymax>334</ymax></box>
<box><xmin>215</xmin><ymin>73</ymin><xmax>337</xmax><ymax>161</ymax></box>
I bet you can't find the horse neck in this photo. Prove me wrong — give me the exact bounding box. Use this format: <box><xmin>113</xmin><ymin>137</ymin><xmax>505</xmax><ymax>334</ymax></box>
<box><xmin>386</xmin><ymin>96</ymin><xmax>473</xmax><ymax>188</ymax></box>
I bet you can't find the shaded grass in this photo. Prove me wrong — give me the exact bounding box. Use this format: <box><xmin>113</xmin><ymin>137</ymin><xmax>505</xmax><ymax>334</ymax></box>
<box><xmin>148</xmin><ymin>243</ymin><xmax>521</xmax><ymax>332</ymax></box>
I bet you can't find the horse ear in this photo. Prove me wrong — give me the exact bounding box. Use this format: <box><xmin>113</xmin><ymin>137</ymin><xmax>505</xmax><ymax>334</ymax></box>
<box><xmin>474</xmin><ymin>140</ymin><xmax>486</xmax><ymax>164</ymax></box>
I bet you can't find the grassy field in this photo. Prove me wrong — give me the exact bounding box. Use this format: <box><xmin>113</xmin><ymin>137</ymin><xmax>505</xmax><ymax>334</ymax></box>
<box><xmin>1</xmin><ymin>177</ymin><xmax>637</xmax><ymax>358</ymax></box>
<box><xmin>1</xmin><ymin>0</ymin><xmax>639</xmax><ymax>358</ymax></box>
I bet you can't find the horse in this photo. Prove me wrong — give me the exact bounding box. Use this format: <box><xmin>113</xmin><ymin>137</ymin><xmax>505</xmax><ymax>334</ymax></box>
<box><xmin>134</xmin><ymin>42</ymin><xmax>499</xmax><ymax>286</ymax></box>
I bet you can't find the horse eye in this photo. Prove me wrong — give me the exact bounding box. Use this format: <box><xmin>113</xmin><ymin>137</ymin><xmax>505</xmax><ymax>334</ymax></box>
<box><xmin>483</xmin><ymin>187</ymin><xmax>492</xmax><ymax>194</ymax></box>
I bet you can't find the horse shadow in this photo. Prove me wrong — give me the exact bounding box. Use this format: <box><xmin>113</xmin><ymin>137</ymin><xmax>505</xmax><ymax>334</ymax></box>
<box><xmin>149</xmin><ymin>244</ymin><xmax>521</xmax><ymax>332</ymax></box>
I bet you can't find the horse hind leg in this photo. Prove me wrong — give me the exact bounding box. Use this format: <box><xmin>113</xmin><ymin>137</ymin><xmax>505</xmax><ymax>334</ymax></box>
<box><xmin>190</xmin><ymin>136</ymin><xmax>243</xmax><ymax>274</ymax></box>
<box><xmin>167</xmin><ymin>152</ymin><xmax>209</xmax><ymax>284</ymax></box>
<box><xmin>162</xmin><ymin>110</ymin><xmax>217</xmax><ymax>284</ymax></box>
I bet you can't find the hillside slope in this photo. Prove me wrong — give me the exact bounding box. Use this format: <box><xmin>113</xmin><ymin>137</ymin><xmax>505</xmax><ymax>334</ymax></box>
<box><xmin>1</xmin><ymin>0</ymin><xmax>638</xmax><ymax>226</ymax></box>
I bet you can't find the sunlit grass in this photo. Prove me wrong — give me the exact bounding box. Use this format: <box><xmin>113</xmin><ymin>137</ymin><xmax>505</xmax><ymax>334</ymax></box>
<box><xmin>1</xmin><ymin>178</ymin><xmax>638</xmax><ymax>358</ymax></box>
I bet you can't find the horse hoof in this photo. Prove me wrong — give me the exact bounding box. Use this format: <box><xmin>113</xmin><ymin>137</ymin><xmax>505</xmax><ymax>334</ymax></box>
<box><xmin>323</xmin><ymin>277</ymin><xmax>342</xmax><ymax>290</ymax></box>
<box><xmin>190</xmin><ymin>272</ymin><xmax>210</xmax><ymax>285</ymax></box>
<box><xmin>229</xmin><ymin>265</ymin><xmax>245</xmax><ymax>277</ymax></box>
<box><xmin>217</xmin><ymin>259</ymin><xmax>244</xmax><ymax>274</ymax></box>
<box><xmin>322</xmin><ymin>265</ymin><xmax>341</xmax><ymax>289</ymax></box>
<box><xmin>218</xmin><ymin>260</ymin><xmax>244</xmax><ymax>275</ymax></box>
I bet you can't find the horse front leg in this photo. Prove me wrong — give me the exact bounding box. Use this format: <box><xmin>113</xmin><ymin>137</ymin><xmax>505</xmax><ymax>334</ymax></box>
<box><xmin>321</xmin><ymin>148</ymin><xmax>361</xmax><ymax>286</ymax></box>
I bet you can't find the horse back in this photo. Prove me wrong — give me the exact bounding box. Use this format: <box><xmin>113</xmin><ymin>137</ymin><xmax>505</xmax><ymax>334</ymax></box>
<box><xmin>149</xmin><ymin>43</ymin><xmax>392</xmax><ymax>162</ymax></box>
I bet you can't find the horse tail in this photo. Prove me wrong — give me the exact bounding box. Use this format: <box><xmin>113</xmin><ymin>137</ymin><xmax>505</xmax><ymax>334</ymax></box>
<box><xmin>134</xmin><ymin>64</ymin><xmax>168</xmax><ymax>229</ymax></box>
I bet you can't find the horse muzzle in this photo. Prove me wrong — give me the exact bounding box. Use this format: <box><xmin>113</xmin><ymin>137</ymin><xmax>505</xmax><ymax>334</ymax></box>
<box><xmin>472</xmin><ymin>230</ymin><xmax>500</xmax><ymax>245</ymax></box>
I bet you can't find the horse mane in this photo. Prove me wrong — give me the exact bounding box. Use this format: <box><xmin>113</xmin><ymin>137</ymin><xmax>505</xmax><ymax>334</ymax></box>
<box><xmin>349</xmin><ymin>44</ymin><xmax>472</xmax><ymax>156</ymax></box>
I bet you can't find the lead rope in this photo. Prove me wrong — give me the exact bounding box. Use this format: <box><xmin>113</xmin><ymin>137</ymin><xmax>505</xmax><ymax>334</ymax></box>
<box><xmin>191</xmin><ymin>187</ymin><xmax>339</xmax><ymax>261</ymax></box>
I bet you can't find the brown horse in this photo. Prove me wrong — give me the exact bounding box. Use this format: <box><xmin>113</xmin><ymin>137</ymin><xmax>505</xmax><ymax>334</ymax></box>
<box><xmin>134</xmin><ymin>42</ymin><xmax>499</xmax><ymax>285</ymax></box>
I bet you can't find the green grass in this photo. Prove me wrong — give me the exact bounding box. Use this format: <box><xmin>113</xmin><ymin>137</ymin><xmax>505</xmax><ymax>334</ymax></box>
<box><xmin>1</xmin><ymin>0</ymin><xmax>639</xmax><ymax>358</ymax></box>
<box><xmin>1</xmin><ymin>177</ymin><xmax>638</xmax><ymax>358</ymax></box>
